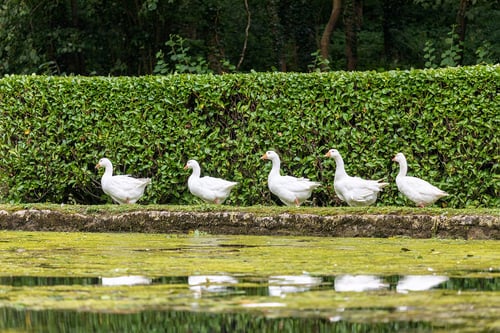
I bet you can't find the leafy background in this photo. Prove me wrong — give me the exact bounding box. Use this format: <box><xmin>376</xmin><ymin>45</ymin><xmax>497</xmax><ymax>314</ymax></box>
<box><xmin>0</xmin><ymin>65</ymin><xmax>498</xmax><ymax>207</ymax></box>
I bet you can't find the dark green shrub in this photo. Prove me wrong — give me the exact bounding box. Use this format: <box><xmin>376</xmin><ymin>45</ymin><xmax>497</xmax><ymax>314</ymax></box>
<box><xmin>0</xmin><ymin>65</ymin><xmax>498</xmax><ymax>207</ymax></box>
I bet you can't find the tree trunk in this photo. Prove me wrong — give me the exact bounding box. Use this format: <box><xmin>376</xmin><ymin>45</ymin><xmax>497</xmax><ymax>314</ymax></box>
<box><xmin>455</xmin><ymin>0</ymin><xmax>470</xmax><ymax>65</ymax></box>
<box><xmin>207</xmin><ymin>7</ymin><xmax>224</xmax><ymax>73</ymax></box>
<box><xmin>382</xmin><ymin>0</ymin><xmax>398</xmax><ymax>63</ymax></box>
<box><xmin>267</xmin><ymin>0</ymin><xmax>286</xmax><ymax>71</ymax></box>
<box><xmin>320</xmin><ymin>0</ymin><xmax>342</xmax><ymax>70</ymax></box>
<box><xmin>344</xmin><ymin>0</ymin><xmax>362</xmax><ymax>71</ymax></box>
<box><xmin>70</xmin><ymin>0</ymin><xmax>85</xmax><ymax>74</ymax></box>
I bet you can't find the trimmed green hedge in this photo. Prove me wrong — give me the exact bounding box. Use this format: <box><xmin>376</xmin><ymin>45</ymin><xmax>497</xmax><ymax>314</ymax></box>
<box><xmin>0</xmin><ymin>65</ymin><xmax>498</xmax><ymax>207</ymax></box>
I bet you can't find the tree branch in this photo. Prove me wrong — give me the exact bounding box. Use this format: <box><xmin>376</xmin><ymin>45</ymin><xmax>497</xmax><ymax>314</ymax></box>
<box><xmin>320</xmin><ymin>0</ymin><xmax>342</xmax><ymax>70</ymax></box>
<box><xmin>237</xmin><ymin>0</ymin><xmax>251</xmax><ymax>70</ymax></box>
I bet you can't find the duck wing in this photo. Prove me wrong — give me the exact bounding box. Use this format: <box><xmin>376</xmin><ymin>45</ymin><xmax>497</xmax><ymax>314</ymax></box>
<box><xmin>199</xmin><ymin>176</ymin><xmax>238</xmax><ymax>190</ymax></box>
<box><xmin>335</xmin><ymin>176</ymin><xmax>388</xmax><ymax>205</ymax></box>
<box><xmin>191</xmin><ymin>176</ymin><xmax>237</xmax><ymax>203</ymax></box>
<box><xmin>104</xmin><ymin>175</ymin><xmax>151</xmax><ymax>203</ymax></box>
<box><xmin>397</xmin><ymin>176</ymin><xmax>447</xmax><ymax>205</ymax></box>
<box><xmin>278</xmin><ymin>175</ymin><xmax>321</xmax><ymax>193</ymax></box>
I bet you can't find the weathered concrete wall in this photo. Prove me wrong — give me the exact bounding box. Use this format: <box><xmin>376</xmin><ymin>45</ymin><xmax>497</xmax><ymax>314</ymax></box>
<box><xmin>0</xmin><ymin>209</ymin><xmax>498</xmax><ymax>240</ymax></box>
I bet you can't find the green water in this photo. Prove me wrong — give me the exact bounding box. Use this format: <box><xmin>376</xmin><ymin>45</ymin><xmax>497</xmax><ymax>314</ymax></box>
<box><xmin>0</xmin><ymin>231</ymin><xmax>498</xmax><ymax>332</ymax></box>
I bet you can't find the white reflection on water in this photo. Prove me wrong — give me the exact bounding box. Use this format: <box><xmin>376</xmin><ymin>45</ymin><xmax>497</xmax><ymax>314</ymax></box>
<box><xmin>396</xmin><ymin>275</ymin><xmax>449</xmax><ymax>293</ymax></box>
<box><xmin>101</xmin><ymin>276</ymin><xmax>152</xmax><ymax>286</ymax></box>
<box><xmin>269</xmin><ymin>275</ymin><xmax>322</xmax><ymax>296</ymax></box>
<box><xmin>334</xmin><ymin>275</ymin><xmax>388</xmax><ymax>292</ymax></box>
<box><xmin>188</xmin><ymin>275</ymin><xmax>238</xmax><ymax>296</ymax></box>
<box><xmin>242</xmin><ymin>302</ymin><xmax>287</xmax><ymax>308</ymax></box>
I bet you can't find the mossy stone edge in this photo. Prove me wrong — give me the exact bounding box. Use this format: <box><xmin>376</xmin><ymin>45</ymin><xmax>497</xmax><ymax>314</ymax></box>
<box><xmin>0</xmin><ymin>208</ymin><xmax>498</xmax><ymax>240</ymax></box>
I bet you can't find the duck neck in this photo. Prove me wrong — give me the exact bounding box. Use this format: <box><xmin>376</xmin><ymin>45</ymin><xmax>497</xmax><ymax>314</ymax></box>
<box><xmin>189</xmin><ymin>164</ymin><xmax>201</xmax><ymax>182</ymax></box>
<box><xmin>334</xmin><ymin>155</ymin><xmax>346</xmax><ymax>178</ymax></box>
<box><xmin>269</xmin><ymin>156</ymin><xmax>281</xmax><ymax>178</ymax></box>
<box><xmin>101</xmin><ymin>164</ymin><xmax>114</xmax><ymax>184</ymax></box>
<box><xmin>397</xmin><ymin>158</ymin><xmax>408</xmax><ymax>177</ymax></box>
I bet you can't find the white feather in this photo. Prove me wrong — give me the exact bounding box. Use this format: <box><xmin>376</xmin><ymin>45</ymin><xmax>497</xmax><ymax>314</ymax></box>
<box><xmin>96</xmin><ymin>158</ymin><xmax>151</xmax><ymax>204</ymax></box>
<box><xmin>261</xmin><ymin>151</ymin><xmax>320</xmax><ymax>206</ymax></box>
<box><xmin>325</xmin><ymin>149</ymin><xmax>388</xmax><ymax>206</ymax></box>
<box><xmin>185</xmin><ymin>160</ymin><xmax>237</xmax><ymax>204</ymax></box>
<box><xmin>392</xmin><ymin>153</ymin><xmax>448</xmax><ymax>207</ymax></box>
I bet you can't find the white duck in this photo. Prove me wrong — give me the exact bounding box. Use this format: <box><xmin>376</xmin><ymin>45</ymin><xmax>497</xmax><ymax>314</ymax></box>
<box><xmin>95</xmin><ymin>158</ymin><xmax>151</xmax><ymax>204</ymax></box>
<box><xmin>392</xmin><ymin>152</ymin><xmax>448</xmax><ymax>207</ymax></box>
<box><xmin>184</xmin><ymin>159</ymin><xmax>238</xmax><ymax>204</ymax></box>
<box><xmin>325</xmin><ymin>149</ymin><xmax>388</xmax><ymax>206</ymax></box>
<box><xmin>261</xmin><ymin>150</ymin><xmax>320</xmax><ymax>206</ymax></box>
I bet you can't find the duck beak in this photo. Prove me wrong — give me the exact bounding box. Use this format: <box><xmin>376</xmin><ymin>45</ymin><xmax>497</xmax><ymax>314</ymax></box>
<box><xmin>95</xmin><ymin>163</ymin><xmax>101</xmax><ymax>169</ymax></box>
<box><xmin>183</xmin><ymin>164</ymin><xmax>188</xmax><ymax>170</ymax></box>
<box><xmin>324</xmin><ymin>151</ymin><xmax>331</xmax><ymax>157</ymax></box>
<box><xmin>391</xmin><ymin>156</ymin><xmax>396</xmax><ymax>162</ymax></box>
<box><xmin>260</xmin><ymin>153</ymin><xmax>268</xmax><ymax>160</ymax></box>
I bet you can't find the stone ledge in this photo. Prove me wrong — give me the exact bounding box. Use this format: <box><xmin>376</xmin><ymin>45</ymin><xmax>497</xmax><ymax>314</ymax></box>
<box><xmin>0</xmin><ymin>209</ymin><xmax>498</xmax><ymax>240</ymax></box>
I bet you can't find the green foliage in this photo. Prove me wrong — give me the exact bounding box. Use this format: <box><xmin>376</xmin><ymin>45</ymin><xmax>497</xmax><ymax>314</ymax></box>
<box><xmin>475</xmin><ymin>41</ymin><xmax>494</xmax><ymax>64</ymax></box>
<box><xmin>424</xmin><ymin>26</ymin><xmax>464</xmax><ymax>68</ymax></box>
<box><xmin>154</xmin><ymin>35</ymin><xmax>212</xmax><ymax>75</ymax></box>
<box><xmin>307</xmin><ymin>50</ymin><xmax>330</xmax><ymax>72</ymax></box>
<box><xmin>0</xmin><ymin>65</ymin><xmax>498</xmax><ymax>207</ymax></box>
<box><xmin>423</xmin><ymin>41</ymin><xmax>438</xmax><ymax>69</ymax></box>
<box><xmin>439</xmin><ymin>27</ymin><xmax>463</xmax><ymax>67</ymax></box>
<box><xmin>0</xmin><ymin>0</ymin><xmax>498</xmax><ymax>74</ymax></box>
<box><xmin>0</xmin><ymin>0</ymin><xmax>45</xmax><ymax>74</ymax></box>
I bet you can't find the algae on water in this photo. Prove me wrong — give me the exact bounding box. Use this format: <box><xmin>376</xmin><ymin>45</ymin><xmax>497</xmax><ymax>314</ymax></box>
<box><xmin>1</xmin><ymin>231</ymin><xmax>498</xmax><ymax>277</ymax></box>
<box><xmin>0</xmin><ymin>231</ymin><xmax>498</xmax><ymax>332</ymax></box>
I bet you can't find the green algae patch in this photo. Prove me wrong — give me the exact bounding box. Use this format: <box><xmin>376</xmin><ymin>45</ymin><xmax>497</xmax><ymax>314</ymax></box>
<box><xmin>0</xmin><ymin>232</ymin><xmax>498</xmax><ymax>332</ymax></box>
<box><xmin>0</xmin><ymin>232</ymin><xmax>497</xmax><ymax>277</ymax></box>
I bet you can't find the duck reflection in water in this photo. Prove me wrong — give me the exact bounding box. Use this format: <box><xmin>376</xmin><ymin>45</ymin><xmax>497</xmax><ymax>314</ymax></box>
<box><xmin>396</xmin><ymin>275</ymin><xmax>449</xmax><ymax>293</ymax></box>
<box><xmin>101</xmin><ymin>275</ymin><xmax>152</xmax><ymax>286</ymax></box>
<box><xmin>188</xmin><ymin>275</ymin><xmax>238</xmax><ymax>298</ymax></box>
<box><xmin>334</xmin><ymin>275</ymin><xmax>388</xmax><ymax>292</ymax></box>
<box><xmin>269</xmin><ymin>274</ymin><xmax>322</xmax><ymax>297</ymax></box>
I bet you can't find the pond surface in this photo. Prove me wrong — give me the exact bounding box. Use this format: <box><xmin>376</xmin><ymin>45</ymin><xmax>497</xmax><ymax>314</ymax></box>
<box><xmin>0</xmin><ymin>231</ymin><xmax>498</xmax><ymax>332</ymax></box>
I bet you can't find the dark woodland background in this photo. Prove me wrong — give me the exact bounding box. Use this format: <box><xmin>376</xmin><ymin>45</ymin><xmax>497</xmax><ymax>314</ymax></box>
<box><xmin>0</xmin><ymin>0</ymin><xmax>498</xmax><ymax>75</ymax></box>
